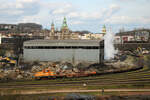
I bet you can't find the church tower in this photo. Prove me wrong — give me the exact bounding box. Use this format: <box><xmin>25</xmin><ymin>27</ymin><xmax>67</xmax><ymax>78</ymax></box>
<box><xmin>49</xmin><ymin>21</ymin><xmax>55</xmax><ymax>40</ymax></box>
<box><xmin>102</xmin><ymin>25</ymin><xmax>106</xmax><ymax>35</ymax></box>
<box><xmin>51</xmin><ymin>22</ymin><xmax>55</xmax><ymax>33</ymax></box>
<box><xmin>60</xmin><ymin>17</ymin><xmax>70</xmax><ymax>39</ymax></box>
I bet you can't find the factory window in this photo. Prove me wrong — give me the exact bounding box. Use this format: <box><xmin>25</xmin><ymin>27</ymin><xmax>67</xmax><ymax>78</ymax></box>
<box><xmin>58</xmin><ymin>46</ymin><xmax>64</xmax><ymax>49</ymax></box>
<box><xmin>24</xmin><ymin>46</ymin><xmax>99</xmax><ymax>49</ymax></box>
<box><xmin>71</xmin><ymin>46</ymin><xmax>77</xmax><ymax>49</ymax></box>
<box><xmin>64</xmin><ymin>46</ymin><xmax>71</xmax><ymax>49</ymax></box>
<box><xmin>45</xmin><ymin>46</ymin><xmax>50</xmax><ymax>49</ymax></box>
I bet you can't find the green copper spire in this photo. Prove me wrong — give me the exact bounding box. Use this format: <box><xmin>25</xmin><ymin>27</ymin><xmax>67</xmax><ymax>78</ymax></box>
<box><xmin>103</xmin><ymin>25</ymin><xmax>106</xmax><ymax>28</ymax></box>
<box><xmin>51</xmin><ymin>21</ymin><xmax>54</xmax><ymax>26</ymax></box>
<box><xmin>62</xmin><ymin>17</ymin><xmax>68</xmax><ymax>28</ymax></box>
<box><xmin>102</xmin><ymin>25</ymin><xmax>106</xmax><ymax>34</ymax></box>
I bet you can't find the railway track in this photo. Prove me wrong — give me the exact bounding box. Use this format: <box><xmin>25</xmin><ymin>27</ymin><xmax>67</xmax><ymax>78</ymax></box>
<box><xmin>1</xmin><ymin>66</ymin><xmax>150</xmax><ymax>89</ymax></box>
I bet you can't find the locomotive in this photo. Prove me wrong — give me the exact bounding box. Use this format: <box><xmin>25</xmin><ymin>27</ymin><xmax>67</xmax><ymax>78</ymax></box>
<box><xmin>33</xmin><ymin>68</ymin><xmax>97</xmax><ymax>80</ymax></box>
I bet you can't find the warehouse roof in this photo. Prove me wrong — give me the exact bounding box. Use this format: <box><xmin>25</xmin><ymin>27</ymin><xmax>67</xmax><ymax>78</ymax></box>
<box><xmin>24</xmin><ymin>39</ymin><xmax>103</xmax><ymax>47</ymax></box>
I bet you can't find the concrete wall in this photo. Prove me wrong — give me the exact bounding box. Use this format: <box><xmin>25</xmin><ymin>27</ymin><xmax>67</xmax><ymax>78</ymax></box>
<box><xmin>24</xmin><ymin>48</ymin><xmax>99</xmax><ymax>65</ymax></box>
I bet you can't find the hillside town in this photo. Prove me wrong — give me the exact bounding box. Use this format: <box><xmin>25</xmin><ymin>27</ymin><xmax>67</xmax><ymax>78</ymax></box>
<box><xmin>0</xmin><ymin>17</ymin><xmax>106</xmax><ymax>41</ymax></box>
<box><xmin>0</xmin><ymin>17</ymin><xmax>150</xmax><ymax>43</ymax></box>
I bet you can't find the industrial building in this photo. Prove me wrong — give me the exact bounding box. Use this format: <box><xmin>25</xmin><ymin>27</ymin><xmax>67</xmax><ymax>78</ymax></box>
<box><xmin>23</xmin><ymin>40</ymin><xmax>104</xmax><ymax>65</ymax></box>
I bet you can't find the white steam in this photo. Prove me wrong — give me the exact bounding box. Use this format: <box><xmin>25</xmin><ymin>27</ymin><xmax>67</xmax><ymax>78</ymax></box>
<box><xmin>104</xmin><ymin>29</ymin><xmax>117</xmax><ymax>60</ymax></box>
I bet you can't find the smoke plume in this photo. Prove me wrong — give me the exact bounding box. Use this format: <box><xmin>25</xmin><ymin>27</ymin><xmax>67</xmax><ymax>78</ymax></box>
<box><xmin>104</xmin><ymin>29</ymin><xmax>117</xmax><ymax>60</ymax></box>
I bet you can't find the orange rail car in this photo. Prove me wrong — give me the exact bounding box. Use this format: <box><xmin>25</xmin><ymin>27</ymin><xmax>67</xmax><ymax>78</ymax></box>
<box><xmin>34</xmin><ymin>68</ymin><xmax>56</xmax><ymax>79</ymax></box>
<box><xmin>34</xmin><ymin>68</ymin><xmax>97</xmax><ymax>79</ymax></box>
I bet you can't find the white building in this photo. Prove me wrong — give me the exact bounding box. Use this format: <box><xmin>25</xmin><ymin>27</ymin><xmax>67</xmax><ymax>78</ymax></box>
<box><xmin>115</xmin><ymin>29</ymin><xmax>150</xmax><ymax>43</ymax></box>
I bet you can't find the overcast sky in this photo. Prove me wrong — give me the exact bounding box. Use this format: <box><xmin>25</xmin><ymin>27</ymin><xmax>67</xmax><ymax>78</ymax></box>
<box><xmin>0</xmin><ymin>0</ymin><xmax>150</xmax><ymax>33</ymax></box>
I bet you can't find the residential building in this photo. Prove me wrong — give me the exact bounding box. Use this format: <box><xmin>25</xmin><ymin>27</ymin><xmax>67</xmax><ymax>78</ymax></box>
<box><xmin>115</xmin><ymin>29</ymin><xmax>150</xmax><ymax>43</ymax></box>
